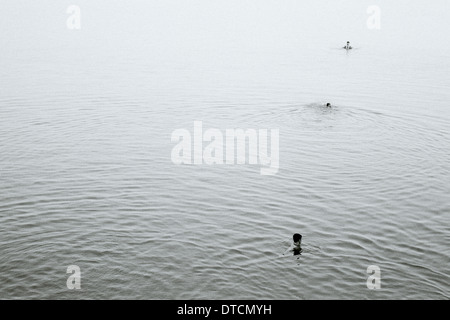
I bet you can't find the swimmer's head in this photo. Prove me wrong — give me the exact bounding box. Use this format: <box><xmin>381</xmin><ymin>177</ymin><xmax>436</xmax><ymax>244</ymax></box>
<box><xmin>326</xmin><ymin>103</ymin><xmax>331</xmax><ymax>107</ymax></box>
<box><xmin>293</xmin><ymin>233</ymin><xmax>302</xmax><ymax>243</ymax></box>
<box><xmin>347</xmin><ymin>41</ymin><xmax>350</xmax><ymax>44</ymax></box>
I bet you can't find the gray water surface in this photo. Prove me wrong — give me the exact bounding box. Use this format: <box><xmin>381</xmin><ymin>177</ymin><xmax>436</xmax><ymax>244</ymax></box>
<box><xmin>1</xmin><ymin>0</ymin><xmax>449</xmax><ymax>299</ymax></box>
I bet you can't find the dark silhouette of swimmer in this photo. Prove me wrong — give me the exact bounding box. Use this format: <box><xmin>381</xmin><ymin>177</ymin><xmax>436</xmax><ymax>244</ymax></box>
<box><xmin>344</xmin><ymin>41</ymin><xmax>352</xmax><ymax>50</ymax></box>
<box><xmin>293</xmin><ymin>233</ymin><xmax>302</xmax><ymax>255</ymax></box>
<box><xmin>326</xmin><ymin>103</ymin><xmax>331</xmax><ymax>108</ymax></box>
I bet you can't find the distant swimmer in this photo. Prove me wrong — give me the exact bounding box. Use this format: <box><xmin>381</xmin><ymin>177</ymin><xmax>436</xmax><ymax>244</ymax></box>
<box><xmin>326</xmin><ymin>103</ymin><xmax>331</xmax><ymax>108</ymax></box>
<box><xmin>343</xmin><ymin>41</ymin><xmax>352</xmax><ymax>50</ymax></box>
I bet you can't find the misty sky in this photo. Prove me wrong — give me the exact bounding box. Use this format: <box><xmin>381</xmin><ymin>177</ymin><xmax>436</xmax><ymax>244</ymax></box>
<box><xmin>1</xmin><ymin>0</ymin><xmax>449</xmax><ymax>54</ymax></box>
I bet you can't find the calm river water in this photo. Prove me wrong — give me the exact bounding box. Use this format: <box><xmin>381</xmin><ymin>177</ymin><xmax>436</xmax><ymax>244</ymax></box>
<box><xmin>1</xmin><ymin>0</ymin><xmax>449</xmax><ymax>299</ymax></box>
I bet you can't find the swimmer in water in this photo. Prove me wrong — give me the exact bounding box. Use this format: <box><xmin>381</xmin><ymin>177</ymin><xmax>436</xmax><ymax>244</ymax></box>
<box><xmin>326</xmin><ymin>103</ymin><xmax>331</xmax><ymax>108</ymax></box>
<box><xmin>292</xmin><ymin>233</ymin><xmax>302</xmax><ymax>255</ymax></box>
<box><xmin>343</xmin><ymin>41</ymin><xmax>352</xmax><ymax>50</ymax></box>
<box><xmin>283</xmin><ymin>233</ymin><xmax>303</xmax><ymax>256</ymax></box>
